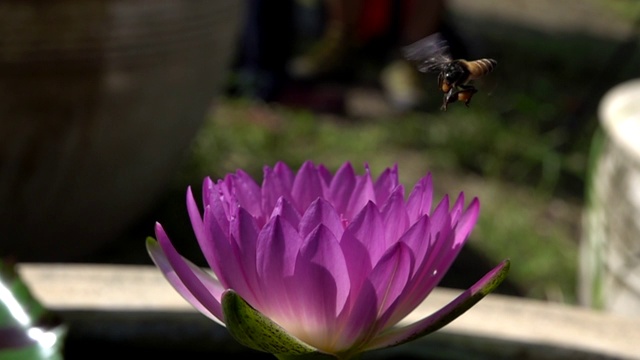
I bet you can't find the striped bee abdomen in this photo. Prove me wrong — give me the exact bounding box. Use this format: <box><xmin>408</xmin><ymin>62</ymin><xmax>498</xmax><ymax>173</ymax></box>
<box><xmin>464</xmin><ymin>59</ymin><xmax>497</xmax><ymax>80</ymax></box>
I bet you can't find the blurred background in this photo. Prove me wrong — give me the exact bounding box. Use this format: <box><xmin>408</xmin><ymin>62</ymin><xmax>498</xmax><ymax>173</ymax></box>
<box><xmin>2</xmin><ymin>0</ymin><xmax>640</xmax><ymax>315</ymax></box>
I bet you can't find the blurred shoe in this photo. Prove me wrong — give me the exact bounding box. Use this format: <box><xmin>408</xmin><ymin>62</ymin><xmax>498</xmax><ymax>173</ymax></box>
<box><xmin>379</xmin><ymin>58</ymin><xmax>425</xmax><ymax>112</ymax></box>
<box><xmin>288</xmin><ymin>25</ymin><xmax>350</xmax><ymax>79</ymax></box>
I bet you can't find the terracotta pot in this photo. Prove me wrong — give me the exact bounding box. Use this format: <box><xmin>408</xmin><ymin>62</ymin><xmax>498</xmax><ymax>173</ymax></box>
<box><xmin>0</xmin><ymin>1</ymin><xmax>244</xmax><ymax>261</ymax></box>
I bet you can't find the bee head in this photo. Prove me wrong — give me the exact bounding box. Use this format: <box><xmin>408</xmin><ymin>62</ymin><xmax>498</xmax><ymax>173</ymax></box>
<box><xmin>443</xmin><ymin>61</ymin><xmax>466</xmax><ymax>84</ymax></box>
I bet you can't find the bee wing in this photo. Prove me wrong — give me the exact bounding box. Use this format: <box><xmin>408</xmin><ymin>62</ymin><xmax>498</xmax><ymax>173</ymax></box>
<box><xmin>402</xmin><ymin>33</ymin><xmax>452</xmax><ymax>73</ymax></box>
<box><xmin>402</xmin><ymin>33</ymin><xmax>449</xmax><ymax>60</ymax></box>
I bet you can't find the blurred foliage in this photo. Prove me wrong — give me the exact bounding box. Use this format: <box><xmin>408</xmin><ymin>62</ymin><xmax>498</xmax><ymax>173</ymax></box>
<box><xmin>175</xmin><ymin>98</ymin><xmax>580</xmax><ymax>303</ymax></box>
<box><xmin>596</xmin><ymin>0</ymin><xmax>640</xmax><ymax>22</ymax></box>
<box><xmin>159</xmin><ymin>0</ymin><xmax>640</xmax><ymax>305</ymax></box>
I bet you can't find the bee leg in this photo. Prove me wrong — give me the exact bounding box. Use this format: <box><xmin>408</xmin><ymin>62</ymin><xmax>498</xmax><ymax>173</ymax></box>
<box><xmin>438</xmin><ymin>72</ymin><xmax>445</xmax><ymax>91</ymax></box>
<box><xmin>441</xmin><ymin>87</ymin><xmax>457</xmax><ymax>111</ymax></box>
<box><xmin>457</xmin><ymin>85</ymin><xmax>478</xmax><ymax>107</ymax></box>
<box><xmin>443</xmin><ymin>85</ymin><xmax>477</xmax><ymax>110</ymax></box>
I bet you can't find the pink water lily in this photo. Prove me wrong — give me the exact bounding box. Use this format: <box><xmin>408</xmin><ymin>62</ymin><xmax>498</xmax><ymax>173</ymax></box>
<box><xmin>147</xmin><ymin>161</ymin><xmax>509</xmax><ymax>359</ymax></box>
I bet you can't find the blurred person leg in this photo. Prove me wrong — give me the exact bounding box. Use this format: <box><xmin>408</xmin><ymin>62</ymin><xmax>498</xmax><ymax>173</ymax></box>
<box><xmin>228</xmin><ymin>0</ymin><xmax>295</xmax><ymax>101</ymax></box>
<box><xmin>288</xmin><ymin>0</ymin><xmax>364</xmax><ymax>79</ymax></box>
<box><xmin>380</xmin><ymin>0</ymin><xmax>447</xmax><ymax>112</ymax></box>
<box><xmin>399</xmin><ymin>0</ymin><xmax>445</xmax><ymax>46</ymax></box>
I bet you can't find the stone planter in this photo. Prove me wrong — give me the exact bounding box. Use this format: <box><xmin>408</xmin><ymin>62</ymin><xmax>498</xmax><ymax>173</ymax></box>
<box><xmin>580</xmin><ymin>78</ymin><xmax>640</xmax><ymax>316</ymax></box>
<box><xmin>0</xmin><ymin>0</ymin><xmax>244</xmax><ymax>261</ymax></box>
<box><xmin>18</xmin><ymin>264</ymin><xmax>640</xmax><ymax>359</ymax></box>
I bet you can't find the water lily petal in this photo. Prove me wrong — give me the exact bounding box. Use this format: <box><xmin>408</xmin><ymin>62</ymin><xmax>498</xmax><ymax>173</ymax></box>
<box><xmin>402</xmin><ymin>217</ymin><xmax>454</xmax><ymax>310</ymax></box>
<box><xmin>406</xmin><ymin>173</ymin><xmax>434</xmax><ymax>223</ymax></box>
<box><xmin>203</xmin><ymin>207</ymin><xmax>233</xmax><ymax>289</ymax></box>
<box><xmin>201</xmin><ymin>176</ymin><xmax>215</xmax><ymax>207</ymax></box>
<box><xmin>383</xmin><ymin>216</ymin><xmax>435</xmax><ymax>326</ymax></box>
<box><xmin>270</xmin><ymin>196</ymin><xmax>302</xmax><ymax>232</ymax></box>
<box><xmin>328</xmin><ymin>162</ymin><xmax>356</xmax><ymax>218</ymax></box>
<box><xmin>206</xmin><ymin>179</ymin><xmax>231</xmax><ymax>237</ymax></box>
<box><xmin>450</xmin><ymin>192</ymin><xmax>466</xmax><ymax>224</ymax></box>
<box><xmin>300</xmin><ymin>225</ymin><xmax>350</xmax><ymax>314</ymax></box>
<box><xmin>415</xmin><ymin>195</ymin><xmax>454</xmax><ymax>280</ymax></box>
<box><xmin>368</xmin><ymin>243</ymin><xmax>413</xmax><ymax>327</ymax></box>
<box><xmin>229</xmin><ymin>207</ymin><xmax>262</xmax><ymax>306</ymax></box>
<box><xmin>147</xmin><ymin>231</ymin><xmax>224</xmax><ymax>324</ymax></box>
<box><xmin>292</xmin><ymin>160</ymin><xmax>327</xmax><ymax>214</ymax></box>
<box><xmin>346</xmin><ymin>201</ymin><xmax>386</xmax><ymax>265</ymax></box>
<box><xmin>186</xmin><ymin>186</ymin><xmax>205</xmax><ymax>246</ymax></box>
<box><xmin>262</xmin><ymin>162</ymin><xmax>294</xmax><ymax>216</ymax></box>
<box><xmin>217</xmin><ymin>176</ymin><xmax>239</xmax><ymax>223</ymax></box>
<box><xmin>412</xmin><ymin>197</ymin><xmax>480</xmax><ymax>304</ymax></box>
<box><xmin>232</xmin><ymin>169</ymin><xmax>263</xmax><ymax>219</ymax></box>
<box><xmin>388</xmin><ymin>198</ymin><xmax>457</xmax><ymax>320</ymax></box>
<box><xmin>256</xmin><ymin>216</ymin><xmax>301</xmax><ymax>319</ymax></box>
<box><xmin>411</xmin><ymin>197</ymin><xmax>479</xmax><ymax>300</ymax></box>
<box><xmin>339</xmin><ymin>227</ymin><xmax>372</xmax><ymax>310</ymax></box>
<box><xmin>379</xmin><ymin>188</ymin><xmax>410</xmax><ymax>248</ymax></box>
<box><xmin>273</xmin><ymin>161</ymin><xmax>296</xmax><ymax>184</ymax></box>
<box><xmin>317</xmin><ymin>163</ymin><xmax>333</xmax><ymax>185</ymax></box>
<box><xmin>398</xmin><ymin>215</ymin><xmax>431</xmax><ymax>276</ymax></box>
<box><xmin>256</xmin><ymin>216</ymin><xmax>301</xmax><ymax>278</ymax></box>
<box><xmin>346</xmin><ymin>165</ymin><xmax>376</xmax><ymax>220</ymax></box>
<box><xmin>373</xmin><ymin>164</ymin><xmax>400</xmax><ymax>205</ymax></box>
<box><xmin>364</xmin><ymin>259</ymin><xmax>511</xmax><ymax>351</ymax></box>
<box><xmin>453</xmin><ymin>197</ymin><xmax>480</xmax><ymax>247</ymax></box>
<box><xmin>299</xmin><ymin>198</ymin><xmax>344</xmax><ymax>242</ymax></box>
<box><xmin>338</xmin><ymin>244</ymin><xmax>413</xmax><ymax>351</ymax></box>
<box><xmin>334</xmin><ymin>279</ymin><xmax>378</xmax><ymax>352</ymax></box>
<box><xmin>195</xmin><ymin>186</ymin><xmax>242</xmax><ymax>286</ymax></box>
<box><xmin>285</xmin><ymin>225</ymin><xmax>349</xmax><ymax>350</ymax></box>
<box><xmin>428</xmin><ymin>194</ymin><xmax>450</xmax><ymax>230</ymax></box>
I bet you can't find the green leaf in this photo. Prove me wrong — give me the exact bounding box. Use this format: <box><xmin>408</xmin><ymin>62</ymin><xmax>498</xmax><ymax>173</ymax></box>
<box><xmin>221</xmin><ymin>289</ymin><xmax>321</xmax><ymax>356</ymax></box>
<box><xmin>0</xmin><ymin>259</ymin><xmax>67</xmax><ymax>360</ymax></box>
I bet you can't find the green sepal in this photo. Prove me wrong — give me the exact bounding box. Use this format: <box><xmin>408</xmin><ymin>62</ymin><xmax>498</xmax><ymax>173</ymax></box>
<box><xmin>221</xmin><ymin>289</ymin><xmax>327</xmax><ymax>357</ymax></box>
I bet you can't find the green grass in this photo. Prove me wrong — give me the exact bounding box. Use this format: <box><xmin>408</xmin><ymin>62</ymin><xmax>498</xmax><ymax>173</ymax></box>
<box><xmin>594</xmin><ymin>0</ymin><xmax>640</xmax><ymax>23</ymax></box>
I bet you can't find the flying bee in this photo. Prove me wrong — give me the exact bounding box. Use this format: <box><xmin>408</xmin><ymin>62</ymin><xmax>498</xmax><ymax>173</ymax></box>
<box><xmin>402</xmin><ymin>33</ymin><xmax>497</xmax><ymax>110</ymax></box>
